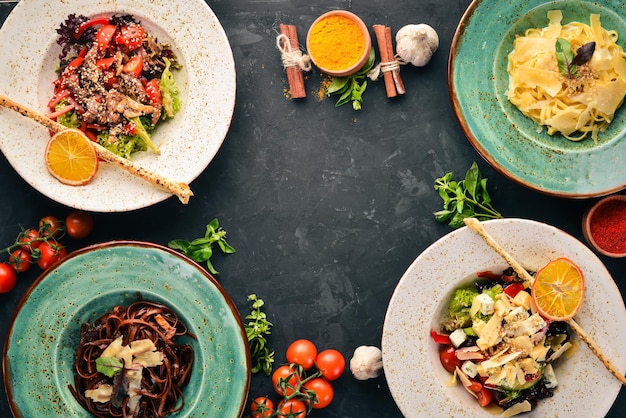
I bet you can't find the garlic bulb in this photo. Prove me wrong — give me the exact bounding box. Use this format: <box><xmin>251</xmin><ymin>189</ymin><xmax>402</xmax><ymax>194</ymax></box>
<box><xmin>350</xmin><ymin>345</ymin><xmax>383</xmax><ymax>380</ymax></box>
<box><xmin>395</xmin><ymin>24</ymin><xmax>439</xmax><ymax>67</ymax></box>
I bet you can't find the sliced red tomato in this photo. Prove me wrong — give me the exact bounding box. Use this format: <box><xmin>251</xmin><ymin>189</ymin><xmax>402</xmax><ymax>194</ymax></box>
<box><xmin>96</xmin><ymin>57</ymin><xmax>115</xmax><ymax>70</ymax></box>
<box><xmin>145</xmin><ymin>78</ymin><xmax>162</xmax><ymax>106</ymax></box>
<box><xmin>122</xmin><ymin>55</ymin><xmax>143</xmax><ymax>77</ymax></box>
<box><xmin>74</xmin><ymin>16</ymin><xmax>110</xmax><ymax>39</ymax></box>
<box><xmin>503</xmin><ymin>282</ymin><xmax>525</xmax><ymax>298</ymax></box>
<box><xmin>115</xmin><ymin>24</ymin><xmax>146</xmax><ymax>50</ymax></box>
<box><xmin>65</xmin><ymin>47</ymin><xmax>88</xmax><ymax>73</ymax></box>
<box><xmin>477</xmin><ymin>386</ymin><xmax>493</xmax><ymax>407</ymax></box>
<box><xmin>430</xmin><ymin>330</ymin><xmax>452</xmax><ymax>345</ymax></box>
<box><xmin>95</xmin><ymin>24</ymin><xmax>117</xmax><ymax>53</ymax></box>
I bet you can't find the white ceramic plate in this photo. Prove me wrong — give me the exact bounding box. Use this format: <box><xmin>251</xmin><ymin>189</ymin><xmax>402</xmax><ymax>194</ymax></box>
<box><xmin>0</xmin><ymin>0</ymin><xmax>235</xmax><ymax>212</ymax></box>
<box><xmin>382</xmin><ymin>218</ymin><xmax>626</xmax><ymax>417</ymax></box>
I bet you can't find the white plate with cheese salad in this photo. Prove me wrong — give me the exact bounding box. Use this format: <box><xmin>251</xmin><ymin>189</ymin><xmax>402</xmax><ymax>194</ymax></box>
<box><xmin>0</xmin><ymin>0</ymin><xmax>236</xmax><ymax>212</ymax></box>
<box><xmin>382</xmin><ymin>218</ymin><xmax>626</xmax><ymax>417</ymax></box>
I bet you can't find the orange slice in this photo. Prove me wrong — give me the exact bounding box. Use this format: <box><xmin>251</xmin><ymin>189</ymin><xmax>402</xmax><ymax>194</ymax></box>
<box><xmin>531</xmin><ymin>257</ymin><xmax>584</xmax><ymax>321</ymax></box>
<box><xmin>45</xmin><ymin>129</ymin><xmax>98</xmax><ymax>186</ymax></box>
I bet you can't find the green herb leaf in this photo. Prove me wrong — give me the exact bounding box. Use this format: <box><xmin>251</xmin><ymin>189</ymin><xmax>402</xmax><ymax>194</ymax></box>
<box><xmin>245</xmin><ymin>294</ymin><xmax>275</xmax><ymax>375</ymax></box>
<box><xmin>96</xmin><ymin>356</ymin><xmax>123</xmax><ymax>377</ymax></box>
<box><xmin>326</xmin><ymin>49</ymin><xmax>376</xmax><ymax>110</ymax></box>
<box><xmin>433</xmin><ymin>162</ymin><xmax>503</xmax><ymax>228</ymax></box>
<box><xmin>168</xmin><ymin>218</ymin><xmax>235</xmax><ymax>274</ymax></box>
<box><xmin>556</xmin><ymin>38</ymin><xmax>578</xmax><ymax>79</ymax></box>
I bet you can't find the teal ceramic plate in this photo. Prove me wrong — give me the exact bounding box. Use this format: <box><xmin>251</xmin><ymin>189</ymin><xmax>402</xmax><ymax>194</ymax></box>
<box><xmin>3</xmin><ymin>242</ymin><xmax>250</xmax><ymax>417</ymax></box>
<box><xmin>449</xmin><ymin>0</ymin><xmax>626</xmax><ymax>198</ymax></box>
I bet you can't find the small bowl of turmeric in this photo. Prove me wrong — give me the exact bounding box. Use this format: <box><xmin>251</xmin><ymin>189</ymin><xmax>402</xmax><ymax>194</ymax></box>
<box><xmin>306</xmin><ymin>10</ymin><xmax>371</xmax><ymax>77</ymax></box>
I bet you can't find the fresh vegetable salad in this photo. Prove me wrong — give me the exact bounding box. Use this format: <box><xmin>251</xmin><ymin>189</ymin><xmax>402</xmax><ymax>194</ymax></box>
<box><xmin>432</xmin><ymin>268</ymin><xmax>574</xmax><ymax>417</ymax></box>
<box><xmin>50</xmin><ymin>14</ymin><xmax>181</xmax><ymax>159</ymax></box>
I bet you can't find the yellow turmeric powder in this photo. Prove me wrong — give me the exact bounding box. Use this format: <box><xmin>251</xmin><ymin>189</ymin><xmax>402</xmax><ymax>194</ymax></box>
<box><xmin>308</xmin><ymin>14</ymin><xmax>366</xmax><ymax>71</ymax></box>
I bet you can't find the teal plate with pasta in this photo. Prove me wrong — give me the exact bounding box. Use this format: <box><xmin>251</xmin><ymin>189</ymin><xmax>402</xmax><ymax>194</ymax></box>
<box><xmin>2</xmin><ymin>242</ymin><xmax>250</xmax><ymax>417</ymax></box>
<box><xmin>449</xmin><ymin>0</ymin><xmax>626</xmax><ymax>198</ymax></box>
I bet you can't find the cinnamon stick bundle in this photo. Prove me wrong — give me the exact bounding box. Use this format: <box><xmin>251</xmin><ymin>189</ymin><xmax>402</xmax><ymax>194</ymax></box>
<box><xmin>278</xmin><ymin>24</ymin><xmax>306</xmax><ymax>99</ymax></box>
<box><xmin>372</xmin><ymin>24</ymin><xmax>405</xmax><ymax>97</ymax></box>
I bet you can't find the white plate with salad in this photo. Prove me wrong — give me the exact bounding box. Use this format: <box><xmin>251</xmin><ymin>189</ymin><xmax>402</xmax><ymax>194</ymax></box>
<box><xmin>0</xmin><ymin>0</ymin><xmax>235</xmax><ymax>212</ymax></box>
<box><xmin>382</xmin><ymin>218</ymin><xmax>626</xmax><ymax>417</ymax></box>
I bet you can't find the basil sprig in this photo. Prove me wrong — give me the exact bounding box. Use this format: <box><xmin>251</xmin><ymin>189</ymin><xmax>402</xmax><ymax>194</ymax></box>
<box><xmin>556</xmin><ymin>39</ymin><xmax>596</xmax><ymax>79</ymax></box>
<box><xmin>325</xmin><ymin>48</ymin><xmax>376</xmax><ymax>110</ymax></box>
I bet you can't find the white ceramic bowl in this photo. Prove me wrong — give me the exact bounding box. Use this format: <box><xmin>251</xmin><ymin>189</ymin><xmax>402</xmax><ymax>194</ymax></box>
<box><xmin>383</xmin><ymin>218</ymin><xmax>626</xmax><ymax>417</ymax></box>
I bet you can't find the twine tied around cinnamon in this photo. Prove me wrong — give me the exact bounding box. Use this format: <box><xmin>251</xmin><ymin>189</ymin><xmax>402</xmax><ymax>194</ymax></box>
<box><xmin>276</xmin><ymin>34</ymin><xmax>312</xmax><ymax>72</ymax></box>
<box><xmin>367</xmin><ymin>56</ymin><xmax>407</xmax><ymax>80</ymax></box>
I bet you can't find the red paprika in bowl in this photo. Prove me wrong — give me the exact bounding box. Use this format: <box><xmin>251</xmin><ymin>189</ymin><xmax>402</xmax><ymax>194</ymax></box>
<box><xmin>582</xmin><ymin>194</ymin><xmax>626</xmax><ymax>258</ymax></box>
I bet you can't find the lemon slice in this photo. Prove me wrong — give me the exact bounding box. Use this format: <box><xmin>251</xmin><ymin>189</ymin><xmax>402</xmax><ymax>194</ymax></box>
<box><xmin>531</xmin><ymin>257</ymin><xmax>584</xmax><ymax>321</ymax></box>
<box><xmin>45</xmin><ymin>129</ymin><xmax>98</xmax><ymax>186</ymax></box>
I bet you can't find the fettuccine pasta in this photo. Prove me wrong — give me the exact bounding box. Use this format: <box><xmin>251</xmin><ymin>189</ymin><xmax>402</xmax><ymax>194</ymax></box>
<box><xmin>506</xmin><ymin>10</ymin><xmax>626</xmax><ymax>141</ymax></box>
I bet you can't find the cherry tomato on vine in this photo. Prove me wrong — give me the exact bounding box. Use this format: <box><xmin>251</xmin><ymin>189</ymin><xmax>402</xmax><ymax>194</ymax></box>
<box><xmin>9</xmin><ymin>249</ymin><xmax>32</xmax><ymax>273</ymax></box>
<box><xmin>315</xmin><ymin>349</ymin><xmax>345</xmax><ymax>381</ymax></box>
<box><xmin>302</xmin><ymin>377</ymin><xmax>334</xmax><ymax>409</ymax></box>
<box><xmin>271</xmin><ymin>364</ymin><xmax>300</xmax><ymax>396</ymax></box>
<box><xmin>39</xmin><ymin>216</ymin><xmax>63</xmax><ymax>238</ymax></box>
<box><xmin>37</xmin><ymin>241</ymin><xmax>67</xmax><ymax>270</ymax></box>
<box><xmin>0</xmin><ymin>263</ymin><xmax>17</xmax><ymax>293</ymax></box>
<box><xmin>277</xmin><ymin>399</ymin><xmax>306</xmax><ymax>418</ymax></box>
<box><xmin>18</xmin><ymin>228</ymin><xmax>41</xmax><ymax>250</ymax></box>
<box><xmin>439</xmin><ymin>345</ymin><xmax>460</xmax><ymax>374</ymax></box>
<box><xmin>286</xmin><ymin>339</ymin><xmax>317</xmax><ymax>370</ymax></box>
<box><xmin>250</xmin><ymin>396</ymin><xmax>274</xmax><ymax>418</ymax></box>
<box><xmin>65</xmin><ymin>211</ymin><xmax>94</xmax><ymax>239</ymax></box>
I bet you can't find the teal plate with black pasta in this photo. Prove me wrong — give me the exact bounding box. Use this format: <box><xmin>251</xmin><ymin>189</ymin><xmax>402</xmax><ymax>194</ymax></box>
<box><xmin>2</xmin><ymin>242</ymin><xmax>251</xmax><ymax>417</ymax></box>
<box><xmin>449</xmin><ymin>0</ymin><xmax>626</xmax><ymax>198</ymax></box>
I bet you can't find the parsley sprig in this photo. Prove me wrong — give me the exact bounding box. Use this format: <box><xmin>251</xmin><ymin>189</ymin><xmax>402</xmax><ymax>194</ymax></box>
<box><xmin>434</xmin><ymin>162</ymin><xmax>503</xmax><ymax>228</ymax></box>
<box><xmin>325</xmin><ymin>49</ymin><xmax>376</xmax><ymax>110</ymax></box>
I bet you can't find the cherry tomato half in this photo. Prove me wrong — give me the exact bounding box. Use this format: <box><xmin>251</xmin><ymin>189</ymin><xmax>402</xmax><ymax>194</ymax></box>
<box><xmin>39</xmin><ymin>216</ymin><xmax>64</xmax><ymax>238</ymax></box>
<box><xmin>286</xmin><ymin>339</ymin><xmax>317</xmax><ymax>370</ymax></box>
<box><xmin>0</xmin><ymin>263</ymin><xmax>17</xmax><ymax>293</ymax></box>
<box><xmin>96</xmin><ymin>24</ymin><xmax>117</xmax><ymax>53</ymax></box>
<box><xmin>250</xmin><ymin>396</ymin><xmax>274</xmax><ymax>418</ymax></box>
<box><xmin>271</xmin><ymin>365</ymin><xmax>300</xmax><ymax>396</ymax></box>
<box><xmin>477</xmin><ymin>386</ymin><xmax>493</xmax><ymax>407</ymax></box>
<box><xmin>115</xmin><ymin>24</ymin><xmax>146</xmax><ymax>50</ymax></box>
<box><xmin>9</xmin><ymin>249</ymin><xmax>32</xmax><ymax>273</ymax></box>
<box><xmin>315</xmin><ymin>349</ymin><xmax>345</xmax><ymax>381</ymax></box>
<box><xmin>37</xmin><ymin>241</ymin><xmax>67</xmax><ymax>271</ymax></box>
<box><xmin>145</xmin><ymin>78</ymin><xmax>162</xmax><ymax>106</ymax></box>
<box><xmin>65</xmin><ymin>211</ymin><xmax>94</xmax><ymax>239</ymax></box>
<box><xmin>302</xmin><ymin>377</ymin><xmax>334</xmax><ymax>409</ymax></box>
<box><xmin>439</xmin><ymin>345</ymin><xmax>460</xmax><ymax>374</ymax></box>
<box><xmin>277</xmin><ymin>399</ymin><xmax>306</xmax><ymax>418</ymax></box>
<box><xmin>122</xmin><ymin>55</ymin><xmax>143</xmax><ymax>77</ymax></box>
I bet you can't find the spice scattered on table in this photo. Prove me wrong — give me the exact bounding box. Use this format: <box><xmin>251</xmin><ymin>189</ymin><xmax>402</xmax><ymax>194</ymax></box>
<box><xmin>372</xmin><ymin>24</ymin><xmax>405</xmax><ymax>97</ymax></box>
<box><xmin>587</xmin><ymin>198</ymin><xmax>626</xmax><ymax>255</ymax></box>
<box><xmin>277</xmin><ymin>23</ymin><xmax>310</xmax><ymax>99</ymax></box>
